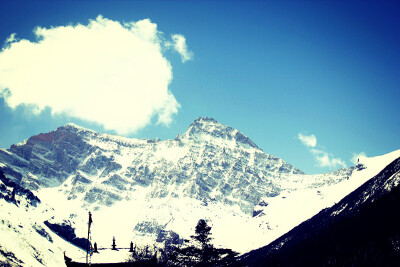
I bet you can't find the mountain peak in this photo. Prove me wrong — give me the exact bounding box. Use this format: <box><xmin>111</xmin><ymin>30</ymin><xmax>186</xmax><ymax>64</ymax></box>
<box><xmin>180</xmin><ymin>117</ymin><xmax>260</xmax><ymax>150</ymax></box>
<box><xmin>190</xmin><ymin>117</ymin><xmax>227</xmax><ymax>132</ymax></box>
<box><xmin>60</xmin><ymin>123</ymin><xmax>94</xmax><ymax>133</ymax></box>
<box><xmin>21</xmin><ymin>123</ymin><xmax>93</xmax><ymax>145</ymax></box>
<box><xmin>64</xmin><ymin>122</ymin><xmax>83</xmax><ymax>129</ymax></box>
<box><xmin>193</xmin><ymin>116</ymin><xmax>220</xmax><ymax>124</ymax></box>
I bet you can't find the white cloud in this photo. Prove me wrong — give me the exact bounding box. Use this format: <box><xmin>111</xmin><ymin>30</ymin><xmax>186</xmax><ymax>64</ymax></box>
<box><xmin>351</xmin><ymin>152</ymin><xmax>367</xmax><ymax>165</ymax></box>
<box><xmin>169</xmin><ymin>34</ymin><xmax>193</xmax><ymax>62</ymax></box>
<box><xmin>297</xmin><ymin>133</ymin><xmax>317</xmax><ymax>147</ymax></box>
<box><xmin>310</xmin><ymin>149</ymin><xmax>347</xmax><ymax>169</ymax></box>
<box><xmin>298</xmin><ymin>132</ymin><xmax>346</xmax><ymax>169</ymax></box>
<box><xmin>0</xmin><ymin>15</ymin><xmax>192</xmax><ymax>134</ymax></box>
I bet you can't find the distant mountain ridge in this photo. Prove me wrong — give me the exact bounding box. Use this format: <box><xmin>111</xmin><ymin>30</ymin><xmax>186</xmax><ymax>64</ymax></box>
<box><xmin>0</xmin><ymin>117</ymin><xmax>309</xmax><ymax>214</ymax></box>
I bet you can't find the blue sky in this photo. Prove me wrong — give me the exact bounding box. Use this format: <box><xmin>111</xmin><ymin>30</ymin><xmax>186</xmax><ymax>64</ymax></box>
<box><xmin>0</xmin><ymin>1</ymin><xmax>399</xmax><ymax>174</ymax></box>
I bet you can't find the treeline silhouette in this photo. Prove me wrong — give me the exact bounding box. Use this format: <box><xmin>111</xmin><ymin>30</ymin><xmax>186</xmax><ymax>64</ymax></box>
<box><xmin>128</xmin><ymin>219</ymin><xmax>238</xmax><ymax>266</ymax></box>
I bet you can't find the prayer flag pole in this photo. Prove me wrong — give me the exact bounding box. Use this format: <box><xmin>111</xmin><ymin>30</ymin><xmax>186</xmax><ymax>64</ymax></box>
<box><xmin>86</xmin><ymin>211</ymin><xmax>92</xmax><ymax>265</ymax></box>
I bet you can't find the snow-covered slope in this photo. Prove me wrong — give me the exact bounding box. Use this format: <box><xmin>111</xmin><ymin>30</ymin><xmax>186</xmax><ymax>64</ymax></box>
<box><xmin>0</xmin><ymin>117</ymin><xmax>397</xmax><ymax>265</ymax></box>
<box><xmin>250</xmin><ymin>149</ymin><xmax>400</xmax><ymax>249</ymax></box>
<box><xmin>0</xmin><ymin>169</ymin><xmax>83</xmax><ymax>266</ymax></box>
<box><xmin>240</xmin><ymin>151</ymin><xmax>400</xmax><ymax>266</ymax></box>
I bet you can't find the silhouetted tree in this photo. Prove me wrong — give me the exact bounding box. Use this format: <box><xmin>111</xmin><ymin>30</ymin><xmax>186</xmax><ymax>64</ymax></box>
<box><xmin>174</xmin><ymin>219</ymin><xmax>238</xmax><ymax>266</ymax></box>
<box><xmin>192</xmin><ymin>219</ymin><xmax>212</xmax><ymax>248</ymax></box>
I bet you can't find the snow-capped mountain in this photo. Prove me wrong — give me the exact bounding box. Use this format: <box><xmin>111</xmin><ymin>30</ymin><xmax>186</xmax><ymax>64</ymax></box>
<box><xmin>1</xmin><ymin>117</ymin><xmax>306</xmax><ymax>213</ymax></box>
<box><xmin>0</xmin><ymin>117</ymin><xmax>397</xmax><ymax>266</ymax></box>
<box><xmin>0</xmin><ymin>117</ymin><xmax>349</xmax><ymax>213</ymax></box>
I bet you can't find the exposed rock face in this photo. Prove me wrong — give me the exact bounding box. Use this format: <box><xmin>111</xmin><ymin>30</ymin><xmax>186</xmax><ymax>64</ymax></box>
<box><xmin>0</xmin><ymin>169</ymin><xmax>40</xmax><ymax>207</ymax></box>
<box><xmin>2</xmin><ymin>125</ymin><xmax>90</xmax><ymax>189</ymax></box>
<box><xmin>43</xmin><ymin>221</ymin><xmax>87</xmax><ymax>251</ymax></box>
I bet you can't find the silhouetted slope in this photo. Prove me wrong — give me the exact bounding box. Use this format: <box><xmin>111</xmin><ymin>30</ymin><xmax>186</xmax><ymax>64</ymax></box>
<box><xmin>240</xmin><ymin>157</ymin><xmax>400</xmax><ymax>266</ymax></box>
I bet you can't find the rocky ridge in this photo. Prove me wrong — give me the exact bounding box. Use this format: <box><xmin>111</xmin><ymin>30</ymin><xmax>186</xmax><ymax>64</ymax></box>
<box><xmin>0</xmin><ymin>117</ymin><xmax>337</xmax><ymax>215</ymax></box>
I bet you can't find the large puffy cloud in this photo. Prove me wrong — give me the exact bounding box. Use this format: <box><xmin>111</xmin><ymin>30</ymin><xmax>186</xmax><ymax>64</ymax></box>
<box><xmin>0</xmin><ymin>15</ymin><xmax>192</xmax><ymax>134</ymax></box>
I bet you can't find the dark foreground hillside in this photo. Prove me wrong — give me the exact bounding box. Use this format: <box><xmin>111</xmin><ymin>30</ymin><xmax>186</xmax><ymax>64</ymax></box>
<box><xmin>239</xmin><ymin>157</ymin><xmax>400</xmax><ymax>267</ymax></box>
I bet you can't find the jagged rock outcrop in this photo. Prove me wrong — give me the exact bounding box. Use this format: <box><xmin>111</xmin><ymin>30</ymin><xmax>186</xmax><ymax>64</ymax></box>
<box><xmin>0</xmin><ymin>169</ymin><xmax>40</xmax><ymax>207</ymax></box>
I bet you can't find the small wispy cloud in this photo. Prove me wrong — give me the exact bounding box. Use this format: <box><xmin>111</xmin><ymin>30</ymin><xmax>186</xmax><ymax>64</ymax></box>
<box><xmin>297</xmin><ymin>133</ymin><xmax>317</xmax><ymax>148</ymax></box>
<box><xmin>5</xmin><ymin>33</ymin><xmax>17</xmax><ymax>44</ymax></box>
<box><xmin>0</xmin><ymin>15</ymin><xmax>192</xmax><ymax>135</ymax></box>
<box><xmin>167</xmin><ymin>34</ymin><xmax>193</xmax><ymax>63</ymax></box>
<box><xmin>311</xmin><ymin>149</ymin><xmax>347</xmax><ymax>169</ymax></box>
<box><xmin>298</xmin><ymin>132</ymin><xmax>346</xmax><ymax>169</ymax></box>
